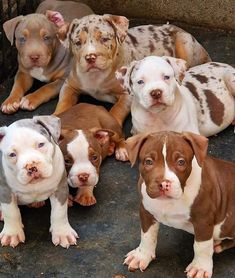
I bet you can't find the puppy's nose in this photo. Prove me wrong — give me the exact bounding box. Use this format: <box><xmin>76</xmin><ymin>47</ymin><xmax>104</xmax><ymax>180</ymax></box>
<box><xmin>159</xmin><ymin>180</ymin><xmax>171</xmax><ymax>191</ymax></box>
<box><xmin>29</xmin><ymin>54</ymin><xmax>40</xmax><ymax>62</ymax></box>
<box><xmin>150</xmin><ymin>89</ymin><xmax>162</xmax><ymax>100</ymax></box>
<box><xmin>78</xmin><ymin>173</ymin><xmax>90</xmax><ymax>183</ymax></box>
<box><xmin>85</xmin><ymin>54</ymin><xmax>97</xmax><ymax>64</ymax></box>
<box><xmin>26</xmin><ymin>164</ymin><xmax>38</xmax><ymax>176</ymax></box>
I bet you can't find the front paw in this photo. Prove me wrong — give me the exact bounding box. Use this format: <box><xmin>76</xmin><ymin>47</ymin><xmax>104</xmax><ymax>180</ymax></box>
<box><xmin>20</xmin><ymin>95</ymin><xmax>40</xmax><ymax>110</ymax></box>
<box><xmin>186</xmin><ymin>259</ymin><xmax>212</xmax><ymax>278</ymax></box>
<box><xmin>50</xmin><ymin>224</ymin><xmax>78</xmax><ymax>248</ymax></box>
<box><xmin>74</xmin><ymin>193</ymin><xmax>97</xmax><ymax>206</ymax></box>
<box><xmin>1</xmin><ymin>96</ymin><xmax>21</xmax><ymax>114</ymax></box>
<box><xmin>115</xmin><ymin>147</ymin><xmax>129</xmax><ymax>161</ymax></box>
<box><xmin>124</xmin><ymin>247</ymin><xmax>155</xmax><ymax>272</ymax></box>
<box><xmin>0</xmin><ymin>225</ymin><xmax>25</xmax><ymax>248</ymax></box>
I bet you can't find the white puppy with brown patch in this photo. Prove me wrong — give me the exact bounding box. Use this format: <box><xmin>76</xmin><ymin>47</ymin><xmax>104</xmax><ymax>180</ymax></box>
<box><xmin>116</xmin><ymin>56</ymin><xmax>235</xmax><ymax>136</ymax></box>
<box><xmin>0</xmin><ymin>116</ymin><xmax>78</xmax><ymax>248</ymax></box>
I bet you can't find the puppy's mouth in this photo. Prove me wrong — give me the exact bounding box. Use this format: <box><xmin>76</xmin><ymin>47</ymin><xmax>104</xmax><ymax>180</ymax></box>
<box><xmin>86</xmin><ymin>64</ymin><xmax>101</xmax><ymax>72</ymax></box>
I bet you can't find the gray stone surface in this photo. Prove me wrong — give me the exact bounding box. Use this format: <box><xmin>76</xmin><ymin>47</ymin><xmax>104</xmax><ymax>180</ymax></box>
<box><xmin>0</xmin><ymin>21</ymin><xmax>234</xmax><ymax>278</ymax></box>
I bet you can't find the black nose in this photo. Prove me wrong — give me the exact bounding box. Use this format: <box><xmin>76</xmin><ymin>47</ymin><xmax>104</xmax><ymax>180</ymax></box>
<box><xmin>150</xmin><ymin>89</ymin><xmax>162</xmax><ymax>99</ymax></box>
<box><xmin>85</xmin><ymin>54</ymin><xmax>97</xmax><ymax>64</ymax></box>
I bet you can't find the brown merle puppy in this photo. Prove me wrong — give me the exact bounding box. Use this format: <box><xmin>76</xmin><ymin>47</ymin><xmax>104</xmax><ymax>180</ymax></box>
<box><xmin>52</xmin><ymin>14</ymin><xmax>211</xmax><ymax>125</ymax></box>
<box><xmin>124</xmin><ymin>131</ymin><xmax>235</xmax><ymax>278</ymax></box>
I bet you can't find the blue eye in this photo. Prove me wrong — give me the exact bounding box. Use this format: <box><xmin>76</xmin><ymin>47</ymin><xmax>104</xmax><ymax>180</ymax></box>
<box><xmin>9</xmin><ymin>152</ymin><xmax>16</xmax><ymax>158</ymax></box>
<box><xmin>137</xmin><ymin>80</ymin><xmax>144</xmax><ymax>85</ymax></box>
<box><xmin>38</xmin><ymin>142</ymin><xmax>45</xmax><ymax>148</ymax></box>
<box><xmin>19</xmin><ymin>37</ymin><xmax>26</xmax><ymax>44</ymax></box>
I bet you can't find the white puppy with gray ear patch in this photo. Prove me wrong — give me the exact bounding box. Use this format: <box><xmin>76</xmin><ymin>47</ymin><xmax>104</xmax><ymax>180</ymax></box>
<box><xmin>0</xmin><ymin>116</ymin><xmax>78</xmax><ymax>248</ymax></box>
<box><xmin>116</xmin><ymin>56</ymin><xmax>235</xmax><ymax>137</ymax></box>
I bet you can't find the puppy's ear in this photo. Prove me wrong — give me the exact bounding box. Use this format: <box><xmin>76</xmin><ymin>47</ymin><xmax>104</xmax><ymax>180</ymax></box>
<box><xmin>3</xmin><ymin>15</ymin><xmax>24</xmax><ymax>45</ymax></box>
<box><xmin>125</xmin><ymin>133</ymin><xmax>149</xmax><ymax>167</ymax></box>
<box><xmin>103</xmin><ymin>14</ymin><xmax>129</xmax><ymax>44</ymax></box>
<box><xmin>116</xmin><ymin>60</ymin><xmax>137</xmax><ymax>94</ymax></box>
<box><xmin>93</xmin><ymin>129</ymin><xmax>114</xmax><ymax>145</ymax></box>
<box><xmin>163</xmin><ymin>56</ymin><xmax>188</xmax><ymax>84</ymax></box>
<box><xmin>33</xmin><ymin>115</ymin><xmax>61</xmax><ymax>143</ymax></box>
<box><xmin>46</xmin><ymin>10</ymin><xmax>69</xmax><ymax>41</ymax></box>
<box><xmin>0</xmin><ymin>127</ymin><xmax>7</xmax><ymax>148</ymax></box>
<box><xmin>182</xmin><ymin>132</ymin><xmax>208</xmax><ymax>167</ymax></box>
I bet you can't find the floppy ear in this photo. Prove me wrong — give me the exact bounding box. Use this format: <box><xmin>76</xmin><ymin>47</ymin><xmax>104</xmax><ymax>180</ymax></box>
<box><xmin>182</xmin><ymin>132</ymin><xmax>208</xmax><ymax>167</ymax></box>
<box><xmin>163</xmin><ymin>56</ymin><xmax>188</xmax><ymax>84</ymax></box>
<box><xmin>125</xmin><ymin>133</ymin><xmax>149</xmax><ymax>167</ymax></box>
<box><xmin>92</xmin><ymin>129</ymin><xmax>115</xmax><ymax>146</ymax></box>
<box><xmin>33</xmin><ymin>115</ymin><xmax>61</xmax><ymax>143</ymax></box>
<box><xmin>115</xmin><ymin>60</ymin><xmax>138</xmax><ymax>95</ymax></box>
<box><xmin>3</xmin><ymin>15</ymin><xmax>24</xmax><ymax>45</ymax></box>
<box><xmin>103</xmin><ymin>14</ymin><xmax>129</xmax><ymax>44</ymax></box>
<box><xmin>0</xmin><ymin>127</ymin><xmax>7</xmax><ymax>149</ymax></box>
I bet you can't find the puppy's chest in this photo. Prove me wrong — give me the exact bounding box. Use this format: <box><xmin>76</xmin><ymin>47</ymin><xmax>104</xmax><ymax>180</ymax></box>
<box><xmin>141</xmin><ymin>183</ymin><xmax>193</xmax><ymax>233</ymax></box>
<box><xmin>30</xmin><ymin>67</ymin><xmax>49</xmax><ymax>82</ymax></box>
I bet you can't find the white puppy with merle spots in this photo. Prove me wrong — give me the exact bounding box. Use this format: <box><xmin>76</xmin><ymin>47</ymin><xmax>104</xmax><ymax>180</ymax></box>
<box><xmin>116</xmin><ymin>56</ymin><xmax>235</xmax><ymax>136</ymax></box>
<box><xmin>0</xmin><ymin>116</ymin><xmax>78</xmax><ymax>248</ymax></box>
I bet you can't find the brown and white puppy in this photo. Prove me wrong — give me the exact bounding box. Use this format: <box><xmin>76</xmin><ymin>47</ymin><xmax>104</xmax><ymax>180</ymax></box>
<box><xmin>1</xmin><ymin>0</ymin><xmax>93</xmax><ymax>114</ymax></box>
<box><xmin>116</xmin><ymin>56</ymin><xmax>235</xmax><ymax>136</ymax></box>
<box><xmin>53</xmin><ymin>14</ymin><xmax>211</xmax><ymax>126</ymax></box>
<box><xmin>124</xmin><ymin>131</ymin><xmax>235</xmax><ymax>278</ymax></box>
<box><xmin>58</xmin><ymin>103</ymin><xmax>127</xmax><ymax>206</ymax></box>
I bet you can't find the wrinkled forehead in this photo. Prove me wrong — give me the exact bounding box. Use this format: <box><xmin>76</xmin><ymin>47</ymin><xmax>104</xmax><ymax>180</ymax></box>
<box><xmin>70</xmin><ymin>15</ymin><xmax>114</xmax><ymax>38</ymax></box>
<box><xmin>135</xmin><ymin>57</ymin><xmax>174</xmax><ymax>79</ymax></box>
<box><xmin>15</xmin><ymin>14</ymin><xmax>55</xmax><ymax>36</ymax></box>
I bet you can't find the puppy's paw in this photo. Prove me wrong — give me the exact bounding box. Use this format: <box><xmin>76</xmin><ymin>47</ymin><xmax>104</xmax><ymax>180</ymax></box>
<box><xmin>0</xmin><ymin>225</ymin><xmax>25</xmax><ymax>248</ymax></box>
<box><xmin>28</xmin><ymin>201</ymin><xmax>46</xmax><ymax>208</ymax></box>
<box><xmin>1</xmin><ymin>96</ymin><xmax>21</xmax><ymax>114</ymax></box>
<box><xmin>124</xmin><ymin>247</ymin><xmax>155</xmax><ymax>272</ymax></box>
<box><xmin>20</xmin><ymin>95</ymin><xmax>39</xmax><ymax>111</ymax></box>
<box><xmin>115</xmin><ymin>147</ymin><xmax>129</xmax><ymax>161</ymax></box>
<box><xmin>74</xmin><ymin>193</ymin><xmax>97</xmax><ymax>206</ymax></box>
<box><xmin>51</xmin><ymin>224</ymin><xmax>78</xmax><ymax>248</ymax></box>
<box><xmin>186</xmin><ymin>260</ymin><xmax>212</xmax><ymax>278</ymax></box>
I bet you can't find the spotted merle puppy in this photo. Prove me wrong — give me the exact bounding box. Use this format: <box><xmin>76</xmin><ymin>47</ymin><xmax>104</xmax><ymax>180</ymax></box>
<box><xmin>52</xmin><ymin>14</ymin><xmax>211</xmax><ymax>126</ymax></box>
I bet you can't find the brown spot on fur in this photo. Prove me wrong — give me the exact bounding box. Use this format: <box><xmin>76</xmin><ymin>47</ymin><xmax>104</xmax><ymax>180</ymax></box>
<box><xmin>127</xmin><ymin>33</ymin><xmax>138</xmax><ymax>47</ymax></box>
<box><xmin>204</xmin><ymin>89</ymin><xmax>224</xmax><ymax>126</ymax></box>
<box><xmin>82</xmin><ymin>26</ymin><xmax>88</xmax><ymax>33</ymax></box>
<box><xmin>210</xmin><ymin>62</ymin><xmax>226</xmax><ymax>68</ymax></box>
<box><xmin>119</xmin><ymin>67</ymin><xmax>127</xmax><ymax>76</ymax></box>
<box><xmin>148</xmin><ymin>25</ymin><xmax>155</xmax><ymax>33</ymax></box>
<box><xmin>149</xmin><ymin>40</ymin><xmax>155</xmax><ymax>53</ymax></box>
<box><xmin>184</xmin><ymin>81</ymin><xmax>199</xmax><ymax>100</ymax></box>
<box><xmin>192</xmin><ymin>74</ymin><xmax>208</xmax><ymax>84</ymax></box>
<box><xmin>140</xmin><ymin>202</ymin><xmax>156</xmax><ymax>233</ymax></box>
<box><xmin>138</xmin><ymin>27</ymin><xmax>144</xmax><ymax>32</ymax></box>
<box><xmin>153</xmin><ymin>32</ymin><xmax>159</xmax><ymax>42</ymax></box>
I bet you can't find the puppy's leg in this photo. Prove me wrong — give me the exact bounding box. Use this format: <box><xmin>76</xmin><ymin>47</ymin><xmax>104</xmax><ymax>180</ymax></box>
<box><xmin>0</xmin><ymin>196</ymin><xmax>25</xmax><ymax>247</ymax></box>
<box><xmin>115</xmin><ymin>139</ymin><xmax>129</xmax><ymax>161</ymax></box>
<box><xmin>214</xmin><ymin>239</ymin><xmax>235</xmax><ymax>253</ymax></box>
<box><xmin>124</xmin><ymin>203</ymin><xmax>158</xmax><ymax>272</ymax></box>
<box><xmin>74</xmin><ymin>186</ymin><xmax>96</xmax><ymax>206</ymax></box>
<box><xmin>20</xmin><ymin>79</ymin><xmax>64</xmax><ymax>111</ymax></box>
<box><xmin>1</xmin><ymin>71</ymin><xmax>33</xmax><ymax>114</ymax></box>
<box><xmin>53</xmin><ymin>81</ymin><xmax>79</xmax><ymax>115</ymax></box>
<box><xmin>110</xmin><ymin>94</ymin><xmax>132</xmax><ymax>127</ymax></box>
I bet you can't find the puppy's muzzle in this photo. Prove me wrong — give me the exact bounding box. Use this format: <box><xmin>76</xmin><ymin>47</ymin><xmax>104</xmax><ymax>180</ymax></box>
<box><xmin>85</xmin><ymin>54</ymin><xmax>97</xmax><ymax>64</ymax></box>
<box><xmin>150</xmin><ymin>89</ymin><xmax>162</xmax><ymax>100</ymax></box>
<box><xmin>25</xmin><ymin>163</ymin><xmax>41</xmax><ymax>179</ymax></box>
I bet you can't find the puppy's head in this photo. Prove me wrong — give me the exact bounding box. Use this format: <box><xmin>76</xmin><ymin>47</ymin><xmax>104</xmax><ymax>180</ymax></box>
<box><xmin>125</xmin><ymin>131</ymin><xmax>208</xmax><ymax>199</ymax></box>
<box><xmin>59</xmin><ymin>128</ymin><xmax>116</xmax><ymax>188</ymax></box>
<box><xmin>60</xmin><ymin>14</ymin><xmax>129</xmax><ymax>73</ymax></box>
<box><xmin>0</xmin><ymin>116</ymin><xmax>61</xmax><ymax>185</ymax></box>
<box><xmin>116</xmin><ymin>56</ymin><xmax>187</xmax><ymax>112</ymax></box>
<box><xmin>3</xmin><ymin>13</ymin><xmax>60</xmax><ymax>69</ymax></box>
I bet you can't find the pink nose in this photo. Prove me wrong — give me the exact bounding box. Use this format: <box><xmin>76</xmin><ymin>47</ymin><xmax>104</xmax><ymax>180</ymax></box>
<box><xmin>26</xmin><ymin>164</ymin><xmax>38</xmax><ymax>176</ymax></box>
<box><xmin>85</xmin><ymin>54</ymin><xmax>97</xmax><ymax>64</ymax></box>
<box><xmin>159</xmin><ymin>180</ymin><xmax>171</xmax><ymax>191</ymax></box>
<box><xmin>150</xmin><ymin>89</ymin><xmax>162</xmax><ymax>100</ymax></box>
<box><xmin>78</xmin><ymin>173</ymin><xmax>90</xmax><ymax>183</ymax></box>
<box><xmin>29</xmin><ymin>54</ymin><xmax>40</xmax><ymax>62</ymax></box>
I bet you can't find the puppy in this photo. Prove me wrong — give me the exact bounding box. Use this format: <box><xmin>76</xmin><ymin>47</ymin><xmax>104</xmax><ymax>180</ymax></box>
<box><xmin>0</xmin><ymin>116</ymin><xmax>78</xmax><ymax>248</ymax></box>
<box><xmin>116</xmin><ymin>56</ymin><xmax>235</xmax><ymax>136</ymax></box>
<box><xmin>52</xmin><ymin>14</ymin><xmax>211</xmax><ymax>126</ymax></box>
<box><xmin>58</xmin><ymin>103</ymin><xmax>127</xmax><ymax>206</ymax></box>
<box><xmin>124</xmin><ymin>131</ymin><xmax>235</xmax><ymax>278</ymax></box>
<box><xmin>1</xmin><ymin>0</ymin><xmax>93</xmax><ymax>114</ymax></box>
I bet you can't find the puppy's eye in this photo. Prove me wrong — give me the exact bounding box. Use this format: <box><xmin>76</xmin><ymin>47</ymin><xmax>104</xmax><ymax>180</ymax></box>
<box><xmin>137</xmin><ymin>80</ymin><xmax>144</xmax><ymax>85</ymax></box>
<box><xmin>144</xmin><ymin>158</ymin><xmax>153</xmax><ymax>165</ymax></box>
<box><xmin>38</xmin><ymin>142</ymin><xmax>45</xmax><ymax>148</ymax></box>
<box><xmin>164</xmin><ymin>75</ymin><xmax>170</xmax><ymax>80</ymax></box>
<box><xmin>91</xmin><ymin>154</ymin><xmax>98</xmax><ymax>161</ymax></box>
<box><xmin>9</xmin><ymin>152</ymin><xmax>16</xmax><ymax>158</ymax></box>
<box><xmin>75</xmin><ymin>40</ymin><xmax>81</xmax><ymax>46</ymax></box>
<box><xmin>65</xmin><ymin>158</ymin><xmax>72</xmax><ymax>165</ymax></box>
<box><xmin>43</xmin><ymin>35</ymin><xmax>51</xmax><ymax>41</ymax></box>
<box><xmin>177</xmin><ymin>158</ymin><xmax>185</xmax><ymax>166</ymax></box>
<box><xmin>100</xmin><ymin>37</ymin><xmax>110</xmax><ymax>43</ymax></box>
<box><xmin>19</xmin><ymin>37</ymin><xmax>26</xmax><ymax>44</ymax></box>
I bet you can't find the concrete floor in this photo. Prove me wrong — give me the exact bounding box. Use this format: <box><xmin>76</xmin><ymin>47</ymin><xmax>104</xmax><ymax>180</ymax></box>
<box><xmin>0</xmin><ymin>22</ymin><xmax>234</xmax><ymax>278</ymax></box>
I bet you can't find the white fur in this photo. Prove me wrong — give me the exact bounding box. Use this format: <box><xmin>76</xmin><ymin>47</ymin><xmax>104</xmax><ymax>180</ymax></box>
<box><xmin>67</xmin><ymin>130</ymin><xmax>99</xmax><ymax>187</ymax></box>
<box><xmin>30</xmin><ymin>67</ymin><xmax>48</xmax><ymax>82</ymax></box>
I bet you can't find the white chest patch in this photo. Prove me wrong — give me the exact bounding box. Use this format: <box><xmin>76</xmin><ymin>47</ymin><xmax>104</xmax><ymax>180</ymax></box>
<box><xmin>30</xmin><ymin>67</ymin><xmax>48</xmax><ymax>82</ymax></box>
